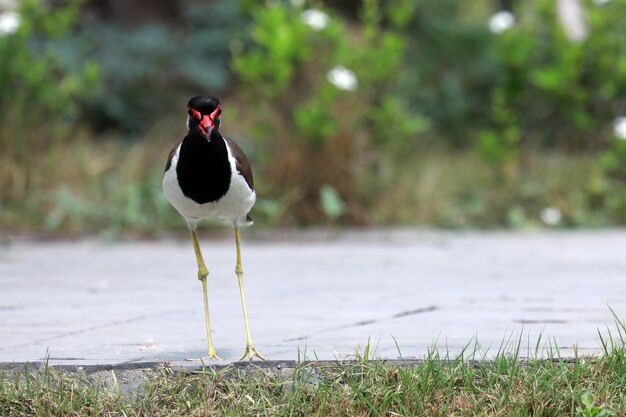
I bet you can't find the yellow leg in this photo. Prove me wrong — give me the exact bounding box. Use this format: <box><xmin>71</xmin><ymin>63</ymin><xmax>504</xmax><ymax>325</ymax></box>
<box><xmin>190</xmin><ymin>229</ymin><xmax>221</xmax><ymax>360</ymax></box>
<box><xmin>235</xmin><ymin>227</ymin><xmax>266</xmax><ymax>361</ymax></box>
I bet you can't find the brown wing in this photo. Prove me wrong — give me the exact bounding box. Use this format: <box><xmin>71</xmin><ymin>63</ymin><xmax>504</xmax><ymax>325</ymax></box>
<box><xmin>225</xmin><ymin>137</ymin><xmax>255</xmax><ymax>191</ymax></box>
<box><xmin>164</xmin><ymin>143</ymin><xmax>178</xmax><ymax>172</ymax></box>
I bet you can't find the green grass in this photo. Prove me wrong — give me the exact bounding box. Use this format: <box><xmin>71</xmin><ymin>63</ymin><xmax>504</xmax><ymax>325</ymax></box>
<box><xmin>3</xmin><ymin>319</ymin><xmax>626</xmax><ymax>417</ymax></box>
<box><xmin>2</xmin><ymin>353</ymin><xmax>624</xmax><ymax>417</ymax></box>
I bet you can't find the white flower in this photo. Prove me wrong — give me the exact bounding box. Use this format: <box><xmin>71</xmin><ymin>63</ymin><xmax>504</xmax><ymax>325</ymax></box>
<box><xmin>614</xmin><ymin>117</ymin><xmax>626</xmax><ymax>140</ymax></box>
<box><xmin>327</xmin><ymin>66</ymin><xmax>358</xmax><ymax>91</ymax></box>
<box><xmin>488</xmin><ymin>10</ymin><xmax>515</xmax><ymax>34</ymax></box>
<box><xmin>540</xmin><ymin>207</ymin><xmax>562</xmax><ymax>226</ymax></box>
<box><xmin>557</xmin><ymin>0</ymin><xmax>588</xmax><ymax>43</ymax></box>
<box><xmin>0</xmin><ymin>11</ymin><xmax>20</xmax><ymax>35</ymax></box>
<box><xmin>301</xmin><ymin>9</ymin><xmax>329</xmax><ymax>31</ymax></box>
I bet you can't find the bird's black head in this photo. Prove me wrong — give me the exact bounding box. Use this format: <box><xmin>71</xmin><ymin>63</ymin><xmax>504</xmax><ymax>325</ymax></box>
<box><xmin>186</xmin><ymin>96</ymin><xmax>222</xmax><ymax>141</ymax></box>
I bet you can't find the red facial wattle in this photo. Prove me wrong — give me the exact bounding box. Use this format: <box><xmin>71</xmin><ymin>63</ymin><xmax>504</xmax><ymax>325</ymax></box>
<box><xmin>188</xmin><ymin>105</ymin><xmax>221</xmax><ymax>137</ymax></box>
<box><xmin>209</xmin><ymin>104</ymin><xmax>221</xmax><ymax>125</ymax></box>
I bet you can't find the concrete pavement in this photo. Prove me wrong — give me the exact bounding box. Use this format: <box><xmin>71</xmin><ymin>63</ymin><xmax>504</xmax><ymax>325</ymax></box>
<box><xmin>1</xmin><ymin>230</ymin><xmax>625</xmax><ymax>367</ymax></box>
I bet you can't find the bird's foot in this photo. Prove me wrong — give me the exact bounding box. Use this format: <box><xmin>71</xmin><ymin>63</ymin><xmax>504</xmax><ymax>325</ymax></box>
<box><xmin>205</xmin><ymin>350</ymin><xmax>223</xmax><ymax>361</ymax></box>
<box><xmin>238</xmin><ymin>345</ymin><xmax>267</xmax><ymax>361</ymax></box>
<box><xmin>185</xmin><ymin>349</ymin><xmax>222</xmax><ymax>362</ymax></box>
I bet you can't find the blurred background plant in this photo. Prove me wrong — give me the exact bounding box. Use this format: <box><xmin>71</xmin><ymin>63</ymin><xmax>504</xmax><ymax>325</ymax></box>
<box><xmin>0</xmin><ymin>0</ymin><xmax>100</xmax><ymax>233</ymax></box>
<box><xmin>232</xmin><ymin>0</ymin><xmax>427</xmax><ymax>225</ymax></box>
<box><xmin>0</xmin><ymin>0</ymin><xmax>624</xmax><ymax>236</ymax></box>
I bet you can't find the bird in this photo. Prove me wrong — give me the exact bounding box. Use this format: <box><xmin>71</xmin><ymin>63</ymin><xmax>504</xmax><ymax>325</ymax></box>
<box><xmin>162</xmin><ymin>95</ymin><xmax>265</xmax><ymax>361</ymax></box>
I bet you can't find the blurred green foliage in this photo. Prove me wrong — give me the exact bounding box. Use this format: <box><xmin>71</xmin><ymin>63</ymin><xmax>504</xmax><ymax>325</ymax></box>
<box><xmin>77</xmin><ymin>0</ymin><xmax>247</xmax><ymax>133</ymax></box>
<box><xmin>0</xmin><ymin>0</ymin><xmax>99</xmax><ymax>157</ymax></box>
<box><xmin>0</xmin><ymin>0</ymin><xmax>99</xmax><ymax>224</ymax></box>
<box><xmin>0</xmin><ymin>0</ymin><xmax>625</xmax><ymax>234</ymax></box>
<box><xmin>397</xmin><ymin>0</ymin><xmax>496</xmax><ymax>143</ymax></box>
<box><xmin>479</xmin><ymin>0</ymin><xmax>626</xmax><ymax>167</ymax></box>
<box><xmin>233</xmin><ymin>0</ymin><xmax>427</xmax><ymax>224</ymax></box>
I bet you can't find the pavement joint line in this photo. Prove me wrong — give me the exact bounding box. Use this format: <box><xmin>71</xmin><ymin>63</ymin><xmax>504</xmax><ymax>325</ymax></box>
<box><xmin>0</xmin><ymin>309</ymin><xmax>182</xmax><ymax>352</ymax></box>
<box><xmin>284</xmin><ymin>305</ymin><xmax>438</xmax><ymax>342</ymax></box>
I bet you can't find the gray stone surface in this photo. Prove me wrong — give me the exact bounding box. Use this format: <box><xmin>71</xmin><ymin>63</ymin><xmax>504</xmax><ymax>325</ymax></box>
<box><xmin>1</xmin><ymin>230</ymin><xmax>625</xmax><ymax>367</ymax></box>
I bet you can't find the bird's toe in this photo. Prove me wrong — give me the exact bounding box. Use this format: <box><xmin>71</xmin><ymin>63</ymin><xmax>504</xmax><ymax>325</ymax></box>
<box><xmin>237</xmin><ymin>346</ymin><xmax>267</xmax><ymax>361</ymax></box>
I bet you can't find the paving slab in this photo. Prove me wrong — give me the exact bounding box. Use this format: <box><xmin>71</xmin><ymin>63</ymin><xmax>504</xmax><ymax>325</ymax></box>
<box><xmin>0</xmin><ymin>229</ymin><xmax>625</xmax><ymax>367</ymax></box>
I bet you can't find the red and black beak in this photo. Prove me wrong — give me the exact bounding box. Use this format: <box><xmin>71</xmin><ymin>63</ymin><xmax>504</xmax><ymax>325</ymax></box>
<box><xmin>188</xmin><ymin>105</ymin><xmax>221</xmax><ymax>140</ymax></box>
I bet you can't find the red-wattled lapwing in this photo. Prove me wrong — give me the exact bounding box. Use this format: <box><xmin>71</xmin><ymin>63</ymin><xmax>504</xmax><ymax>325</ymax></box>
<box><xmin>162</xmin><ymin>96</ymin><xmax>265</xmax><ymax>361</ymax></box>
